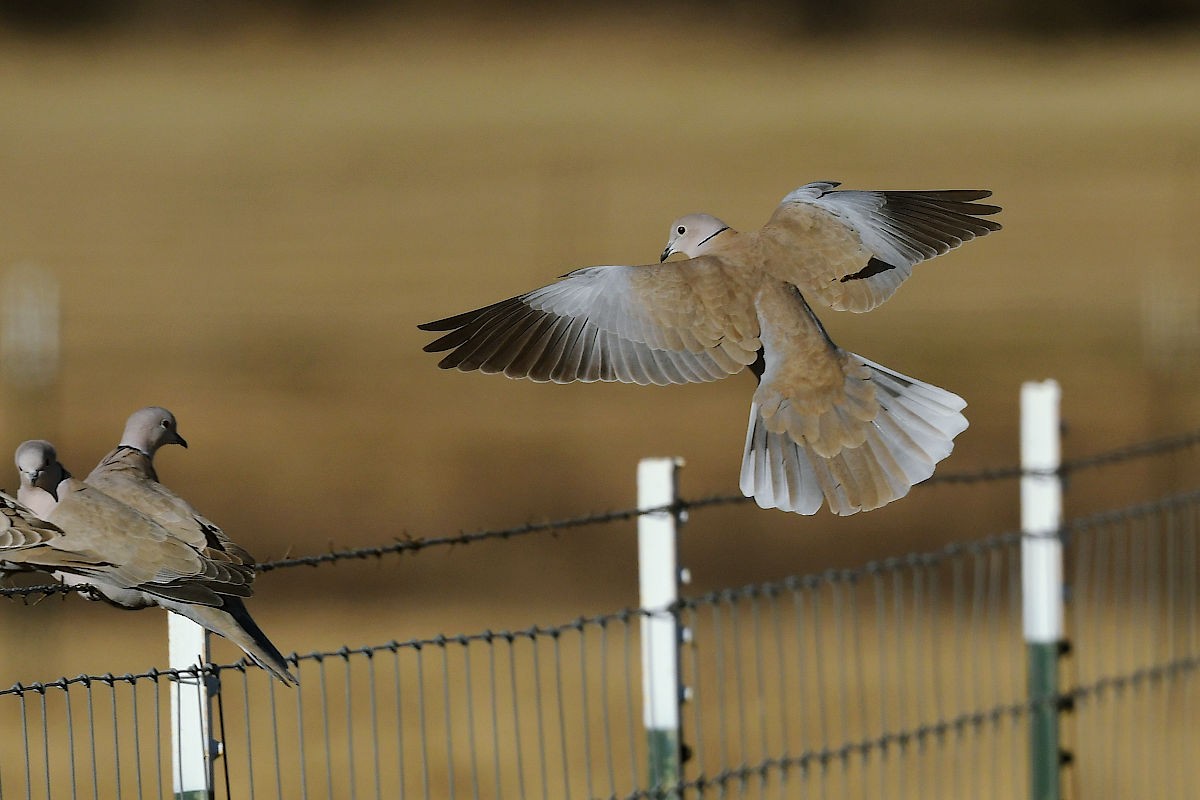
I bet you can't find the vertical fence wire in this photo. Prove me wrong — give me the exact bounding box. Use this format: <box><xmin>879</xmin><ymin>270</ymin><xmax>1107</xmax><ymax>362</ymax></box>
<box><xmin>1067</xmin><ymin>494</ymin><xmax>1200</xmax><ymax>798</ymax></box>
<box><xmin>2</xmin><ymin>490</ymin><xmax>1199</xmax><ymax>800</ymax></box>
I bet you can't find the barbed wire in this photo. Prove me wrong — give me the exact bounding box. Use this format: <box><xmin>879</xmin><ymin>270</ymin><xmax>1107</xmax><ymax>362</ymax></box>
<box><xmin>255</xmin><ymin>503</ymin><xmax>659</xmax><ymax>572</ymax></box>
<box><xmin>926</xmin><ymin>426</ymin><xmax>1200</xmax><ymax>485</ymax></box>
<box><xmin>256</xmin><ymin>424</ymin><xmax>1200</xmax><ymax>572</ymax></box>
<box><xmin>1059</xmin><ymin>426</ymin><xmax>1200</xmax><ymax>475</ymax></box>
<box><xmin>0</xmin><ymin>582</ymin><xmax>88</xmax><ymax>601</ymax></box>
<box><xmin>1</xmin><ymin>427</ymin><xmax>1197</xmax><ymax>598</ymax></box>
<box><xmin>675</xmin><ymin>487</ymin><xmax>1200</xmax><ymax>613</ymax></box>
<box><xmin>0</xmin><ymin>601</ymin><xmax>669</xmax><ymax>698</ymax></box>
<box><xmin>6</xmin><ymin>486</ymin><xmax>1199</xmax><ymax>694</ymax></box>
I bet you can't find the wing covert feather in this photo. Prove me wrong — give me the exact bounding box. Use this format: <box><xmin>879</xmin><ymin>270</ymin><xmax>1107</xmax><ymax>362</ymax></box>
<box><xmin>420</xmin><ymin>257</ymin><xmax>760</xmax><ymax>385</ymax></box>
<box><xmin>762</xmin><ymin>182</ymin><xmax>1001</xmax><ymax>312</ymax></box>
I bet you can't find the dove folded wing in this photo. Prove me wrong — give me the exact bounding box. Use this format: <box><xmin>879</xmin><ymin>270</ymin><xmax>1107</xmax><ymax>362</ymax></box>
<box><xmin>47</xmin><ymin>480</ymin><xmax>255</xmax><ymax>606</ymax></box>
<box><xmin>88</xmin><ymin>446</ymin><xmax>256</xmax><ymax>567</ymax></box>
<box><xmin>0</xmin><ymin>491</ymin><xmax>118</xmax><ymax>574</ymax></box>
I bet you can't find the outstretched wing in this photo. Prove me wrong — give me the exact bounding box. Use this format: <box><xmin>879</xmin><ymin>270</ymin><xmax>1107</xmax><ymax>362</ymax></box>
<box><xmin>761</xmin><ymin>181</ymin><xmax>1001</xmax><ymax>313</ymax></box>
<box><xmin>419</xmin><ymin>256</ymin><xmax>761</xmax><ymax>386</ymax></box>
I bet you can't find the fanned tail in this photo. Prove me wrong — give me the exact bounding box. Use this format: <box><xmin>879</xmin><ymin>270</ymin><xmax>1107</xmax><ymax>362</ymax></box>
<box><xmin>740</xmin><ymin>355</ymin><xmax>967</xmax><ymax>515</ymax></box>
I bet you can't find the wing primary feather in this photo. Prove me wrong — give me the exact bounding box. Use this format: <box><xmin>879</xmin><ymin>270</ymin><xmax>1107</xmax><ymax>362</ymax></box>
<box><xmin>493</xmin><ymin>314</ymin><xmax>566</xmax><ymax>377</ymax></box>
<box><xmin>437</xmin><ymin>304</ymin><xmax>543</xmax><ymax>370</ymax></box>
<box><xmin>423</xmin><ymin>297</ymin><xmax>528</xmax><ymax>353</ymax></box>
<box><xmin>523</xmin><ymin>317</ymin><xmax>584</xmax><ymax>382</ymax></box>
<box><xmin>417</xmin><ymin>299</ymin><xmax>510</xmax><ymax>332</ymax></box>
<box><xmin>556</xmin><ymin>322</ymin><xmax>600</xmax><ymax>383</ymax></box>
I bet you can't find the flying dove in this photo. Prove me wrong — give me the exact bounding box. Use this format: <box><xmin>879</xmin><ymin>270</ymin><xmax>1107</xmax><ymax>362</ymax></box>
<box><xmin>420</xmin><ymin>181</ymin><xmax>1000</xmax><ymax>515</ymax></box>
<box><xmin>14</xmin><ymin>439</ymin><xmax>297</xmax><ymax>684</ymax></box>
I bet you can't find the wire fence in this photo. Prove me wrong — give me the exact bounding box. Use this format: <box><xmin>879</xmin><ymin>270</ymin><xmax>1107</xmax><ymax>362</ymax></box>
<box><xmin>1</xmin><ymin>421</ymin><xmax>1199</xmax><ymax>799</ymax></box>
<box><xmin>6</xmin><ymin>423</ymin><xmax>1198</xmax><ymax>603</ymax></box>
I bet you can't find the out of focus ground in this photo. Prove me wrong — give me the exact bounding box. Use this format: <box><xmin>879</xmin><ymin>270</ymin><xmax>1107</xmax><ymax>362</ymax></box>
<box><xmin>0</xmin><ymin>16</ymin><xmax>1198</xmax><ymax>680</ymax></box>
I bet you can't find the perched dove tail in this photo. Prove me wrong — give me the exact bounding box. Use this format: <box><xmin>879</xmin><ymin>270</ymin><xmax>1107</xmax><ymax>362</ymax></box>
<box><xmin>740</xmin><ymin>356</ymin><xmax>968</xmax><ymax>515</ymax></box>
<box><xmin>162</xmin><ymin>599</ymin><xmax>298</xmax><ymax>685</ymax></box>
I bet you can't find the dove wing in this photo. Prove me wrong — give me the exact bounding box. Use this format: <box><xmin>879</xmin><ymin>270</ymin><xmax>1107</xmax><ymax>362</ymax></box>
<box><xmin>419</xmin><ymin>255</ymin><xmax>761</xmax><ymax>386</ymax></box>
<box><xmin>47</xmin><ymin>481</ymin><xmax>253</xmax><ymax>606</ymax></box>
<box><xmin>88</xmin><ymin>449</ymin><xmax>256</xmax><ymax>567</ymax></box>
<box><xmin>760</xmin><ymin>181</ymin><xmax>1000</xmax><ymax>313</ymax></box>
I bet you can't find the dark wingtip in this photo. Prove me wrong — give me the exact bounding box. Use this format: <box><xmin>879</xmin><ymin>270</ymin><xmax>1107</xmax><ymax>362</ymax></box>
<box><xmin>970</xmin><ymin>202</ymin><xmax>1003</xmax><ymax>216</ymax></box>
<box><xmin>417</xmin><ymin>301</ymin><xmax>506</xmax><ymax>333</ymax></box>
<box><xmin>417</xmin><ymin>318</ymin><xmax>461</xmax><ymax>332</ymax></box>
<box><xmin>436</xmin><ymin>353</ymin><xmax>474</xmax><ymax>371</ymax></box>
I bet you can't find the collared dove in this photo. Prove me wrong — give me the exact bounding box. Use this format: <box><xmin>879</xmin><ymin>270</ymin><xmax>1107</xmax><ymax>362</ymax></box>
<box><xmin>86</xmin><ymin>407</ymin><xmax>254</xmax><ymax>567</ymax></box>
<box><xmin>420</xmin><ymin>181</ymin><xmax>1000</xmax><ymax>515</ymax></box>
<box><xmin>13</xmin><ymin>439</ymin><xmax>297</xmax><ymax>684</ymax></box>
<box><xmin>0</xmin><ymin>463</ymin><xmax>103</xmax><ymax>578</ymax></box>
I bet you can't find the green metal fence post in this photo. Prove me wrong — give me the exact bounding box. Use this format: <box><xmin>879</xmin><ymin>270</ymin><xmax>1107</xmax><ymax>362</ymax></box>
<box><xmin>1020</xmin><ymin>380</ymin><xmax>1065</xmax><ymax>800</ymax></box>
<box><xmin>638</xmin><ymin>457</ymin><xmax>685</xmax><ymax>796</ymax></box>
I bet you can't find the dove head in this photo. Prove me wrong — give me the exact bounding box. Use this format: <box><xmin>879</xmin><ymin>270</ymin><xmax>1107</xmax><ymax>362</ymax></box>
<box><xmin>120</xmin><ymin>406</ymin><xmax>188</xmax><ymax>456</ymax></box>
<box><xmin>14</xmin><ymin>439</ymin><xmax>69</xmax><ymax>494</ymax></box>
<box><xmin>660</xmin><ymin>214</ymin><xmax>731</xmax><ymax>262</ymax></box>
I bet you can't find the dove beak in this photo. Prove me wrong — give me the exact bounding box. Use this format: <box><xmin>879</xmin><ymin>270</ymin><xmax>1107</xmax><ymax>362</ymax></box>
<box><xmin>173</xmin><ymin>433</ymin><xmax>189</xmax><ymax>449</ymax></box>
<box><xmin>660</xmin><ymin>246</ymin><xmax>672</xmax><ymax>263</ymax></box>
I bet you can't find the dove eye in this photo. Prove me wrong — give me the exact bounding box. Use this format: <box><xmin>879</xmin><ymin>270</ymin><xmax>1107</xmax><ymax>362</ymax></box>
<box><xmin>160</xmin><ymin>420</ymin><xmax>171</xmax><ymax>429</ymax></box>
<box><xmin>676</xmin><ymin>226</ymin><xmax>686</xmax><ymax>235</ymax></box>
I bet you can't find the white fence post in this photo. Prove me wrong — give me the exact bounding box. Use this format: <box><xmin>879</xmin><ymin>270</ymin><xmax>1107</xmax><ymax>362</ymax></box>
<box><xmin>169</xmin><ymin>614</ymin><xmax>216</xmax><ymax>800</ymax></box>
<box><xmin>638</xmin><ymin>457</ymin><xmax>685</xmax><ymax>794</ymax></box>
<box><xmin>1</xmin><ymin>262</ymin><xmax>60</xmax><ymax>443</ymax></box>
<box><xmin>1</xmin><ymin>262</ymin><xmax>59</xmax><ymax>391</ymax></box>
<box><xmin>1020</xmin><ymin>380</ymin><xmax>1065</xmax><ymax>800</ymax></box>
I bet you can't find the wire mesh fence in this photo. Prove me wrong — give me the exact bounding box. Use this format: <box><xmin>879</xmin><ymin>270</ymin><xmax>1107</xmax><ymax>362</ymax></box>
<box><xmin>1</xmin><ymin>425</ymin><xmax>1198</xmax><ymax>800</ymax></box>
<box><xmin>674</xmin><ymin>536</ymin><xmax>1028</xmax><ymax>800</ymax></box>
<box><xmin>1066</xmin><ymin>491</ymin><xmax>1200</xmax><ymax>800</ymax></box>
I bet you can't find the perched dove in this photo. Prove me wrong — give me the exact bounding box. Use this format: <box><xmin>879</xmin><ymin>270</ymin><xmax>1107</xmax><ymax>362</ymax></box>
<box><xmin>420</xmin><ymin>181</ymin><xmax>1000</xmax><ymax>515</ymax></box>
<box><xmin>0</xmin><ymin>463</ymin><xmax>104</xmax><ymax>579</ymax></box>
<box><xmin>14</xmin><ymin>439</ymin><xmax>297</xmax><ymax>684</ymax></box>
<box><xmin>86</xmin><ymin>407</ymin><xmax>254</xmax><ymax>567</ymax></box>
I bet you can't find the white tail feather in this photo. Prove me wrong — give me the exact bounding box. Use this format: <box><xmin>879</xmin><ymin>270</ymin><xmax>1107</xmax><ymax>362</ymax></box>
<box><xmin>740</xmin><ymin>356</ymin><xmax>967</xmax><ymax>515</ymax></box>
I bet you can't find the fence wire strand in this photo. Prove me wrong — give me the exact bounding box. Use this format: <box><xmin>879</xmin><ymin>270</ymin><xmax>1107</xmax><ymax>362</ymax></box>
<box><xmin>2</xmin><ymin>430</ymin><xmax>1199</xmax><ymax>799</ymax></box>
<box><xmin>2</xmin><ymin>426</ymin><xmax>1197</xmax><ymax>604</ymax></box>
<box><xmin>613</xmin><ymin>655</ymin><xmax>1200</xmax><ymax>800</ymax></box>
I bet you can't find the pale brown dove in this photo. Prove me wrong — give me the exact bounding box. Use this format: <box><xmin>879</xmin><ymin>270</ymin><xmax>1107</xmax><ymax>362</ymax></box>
<box><xmin>0</xmin><ymin>458</ymin><xmax>103</xmax><ymax>578</ymax></box>
<box><xmin>14</xmin><ymin>439</ymin><xmax>297</xmax><ymax>684</ymax></box>
<box><xmin>419</xmin><ymin>181</ymin><xmax>1000</xmax><ymax>515</ymax></box>
<box><xmin>86</xmin><ymin>407</ymin><xmax>255</xmax><ymax>567</ymax></box>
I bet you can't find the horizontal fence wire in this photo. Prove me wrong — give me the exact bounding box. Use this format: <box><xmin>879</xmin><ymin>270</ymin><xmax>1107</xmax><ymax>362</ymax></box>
<box><xmin>4</xmin><ymin>426</ymin><xmax>1197</xmax><ymax>603</ymax></box>
<box><xmin>3</xmin><ymin>485</ymin><xmax>1198</xmax><ymax>799</ymax></box>
<box><xmin>3</xmin><ymin>610</ymin><xmax>662</xmax><ymax>800</ymax></box>
<box><xmin>617</xmin><ymin>655</ymin><xmax>1200</xmax><ymax>800</ymax></box>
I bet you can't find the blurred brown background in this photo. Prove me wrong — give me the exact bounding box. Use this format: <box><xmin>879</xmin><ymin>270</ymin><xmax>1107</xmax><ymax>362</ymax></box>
<box><xmin>0</xmin><ymin>3</ymin><xmax>1198</xmax><ymax>684</ymax></box>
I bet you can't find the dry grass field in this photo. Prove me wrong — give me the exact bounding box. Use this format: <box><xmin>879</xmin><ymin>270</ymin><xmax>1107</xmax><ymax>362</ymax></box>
<box><xmin>0</xmin><ymin>12</ymin><xmax>1198</xmax><ymax>717</ymax></box>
